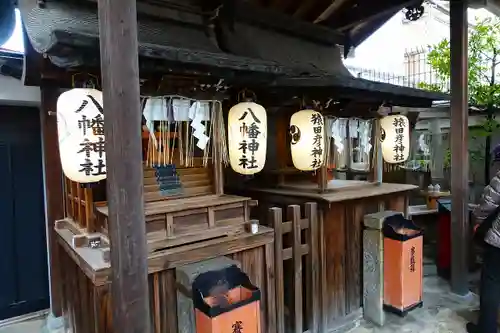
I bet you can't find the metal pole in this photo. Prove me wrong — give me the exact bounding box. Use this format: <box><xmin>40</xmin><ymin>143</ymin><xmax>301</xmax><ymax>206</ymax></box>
<box><xmin>449</xmin><ymin>0</ymin><xmax>470</xmax><ymax>296</ymax></box>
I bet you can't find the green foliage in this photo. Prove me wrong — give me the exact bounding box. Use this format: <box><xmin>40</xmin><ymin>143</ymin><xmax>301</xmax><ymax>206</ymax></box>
<box><xmin>420</xmin><ymin>18</ymin><xmax>500</xmax><ymax>108</ymax></box>
<box><xmin>423</xmin><ymin>18</ymin><xmax>500</xmax><ymax>174</ymax></box>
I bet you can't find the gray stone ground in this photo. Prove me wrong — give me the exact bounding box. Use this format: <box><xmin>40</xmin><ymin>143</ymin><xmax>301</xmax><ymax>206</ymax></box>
<box><xmin>0</xmin><ymin>276</ymin><xmax>484</xmax><ymax>333</ymax></box>
<box><xmin>352</xmin><ymin>276</ymin><xmax>482</xmax><ymax>333</ymax></box>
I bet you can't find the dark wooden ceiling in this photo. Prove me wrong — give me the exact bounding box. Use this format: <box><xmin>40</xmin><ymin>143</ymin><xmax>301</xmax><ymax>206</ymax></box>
<box><xmin>195</xmin><ymin>0</ymin><xmax>424</xmax><ymax>49</ymax></box>
<box><xmin>119</xmin><ymin>0</ymin><xmax>423</xmax><ymax>50</ymax></box>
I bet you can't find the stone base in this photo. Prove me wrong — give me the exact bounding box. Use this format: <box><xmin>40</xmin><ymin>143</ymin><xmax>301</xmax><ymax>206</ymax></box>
<box><xmin>363</xmin><ymin>229</ymin><xmax>385</xmax><ymax>327</ymax></box>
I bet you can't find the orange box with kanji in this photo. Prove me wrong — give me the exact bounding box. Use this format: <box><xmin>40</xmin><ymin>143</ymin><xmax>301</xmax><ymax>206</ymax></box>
<box><xmin>193</xmin><ymin>265</ymin><xmax>261</xmax><ymax>333</ymax></box>
<box><xmin>383</xmin><ymin>215</ymin><xmax>424</xmax><ymax>316</ymax></box>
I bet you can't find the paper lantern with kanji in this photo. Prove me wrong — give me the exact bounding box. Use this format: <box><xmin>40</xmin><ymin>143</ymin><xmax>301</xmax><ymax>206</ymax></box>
<box><xmin>228</xmin><ymin>102</ymin><xmax>267</xmax><ymax>175</ymax></box>
<box><xmin>380</xmin><ymin>114</ymin><xmax>410</xmax><ymax>164</ymax></box>
<box><xmin>57</xmin><ymin>88</ymin><xmax>107</xmax><ymax>183</ymax></box>
<box><xmin>290</xmin><ymin>110</ymin><xmax>325</xmax><ymax>171</ymax></box>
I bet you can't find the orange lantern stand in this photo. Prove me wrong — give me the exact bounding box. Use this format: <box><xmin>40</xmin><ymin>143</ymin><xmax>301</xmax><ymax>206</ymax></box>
<box><xmin>383</xmin><ymin>214</ymin><xmax>424</xmax><ymax>316</ymax></box>
<box><xmin>193</xmin><ymin>265</ymin><xmax>261</xmax><ymax>333</ymax></box>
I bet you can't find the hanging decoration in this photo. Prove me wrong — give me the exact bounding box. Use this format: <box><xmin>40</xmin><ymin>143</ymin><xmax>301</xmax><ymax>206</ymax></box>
<box><xmin>57</xmin><ymin>88</ymin><xmax>106</xmax><ymax>183</ymax></box>
<box><xmin>380</xmin><ymin>114</ymin><xmax>410</xmax><ymax>164</ymax></box>
<box><xmin>331</xmin><ymin>117</ymin><xmax>349</xmax><ymax>171</ymax></box>
<box><xmin>403</xmin><ymin>3</ymin><xmax>425</xmax><ymax>21</ymax></box>
<box><xmin>349</xmin><ymin>118</ymin><xmax>373</xmax><ymax>172</ymax></box>
<box><xmin>141</xmin><ymin>95</ymin><xmax>227</xmax><ymax>169</ymax></box>
<box><xmin>227</xmin><ymin>99</ymin><xmax>267</xmax><ymax>175</ymax></box>
<box><xmin>290</xmin><ymin>110</ymin><xmax>325</xmax><ymax>171</ymax></box>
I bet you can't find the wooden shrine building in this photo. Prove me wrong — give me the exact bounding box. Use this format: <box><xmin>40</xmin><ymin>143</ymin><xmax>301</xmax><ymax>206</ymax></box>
<box><xmin>15</xmin><ymin>0</ymin><xmax>471</xmax><ymax>332</ymax></box>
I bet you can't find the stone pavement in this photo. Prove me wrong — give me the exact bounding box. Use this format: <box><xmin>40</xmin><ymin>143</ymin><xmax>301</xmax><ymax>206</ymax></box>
<box><xmin>0</xmin><ymin>277</ymin><xmax>488</xmax><ymax>333</ymax></box>
<box><xmin>352</xmin><ymin>276</ymin><xmax>483</xmax><ymax>333</ymax></box>
<box><xmin>0</xmin><ymin>318</ymin><xmax>45</xmax><ymax>333</ymax></box>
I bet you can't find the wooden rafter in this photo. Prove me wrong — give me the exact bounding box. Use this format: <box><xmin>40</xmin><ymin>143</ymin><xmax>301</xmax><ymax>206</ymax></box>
<box><xmin>222</xmin><ymin>0</ymin><xmax>346</xmax><ymax>45</ymax></box>
<box><xmin>292</xmin><ymin>0</ymin><xmax>318</xmax><ymax>19</ymax></box>
<box><xmin>314</xmin><ymin>0</ymin><xmax>352</xmax><ymax>23</ymax></box>
<box><xmin>324</xmin><ymin>0</ymin><xmax>419</xmax><ymax>30</ymax></box>
<box><xmin>349</xmin><ymin>7</ymin><xmax>401</xmax><ymax>47</ymax></box>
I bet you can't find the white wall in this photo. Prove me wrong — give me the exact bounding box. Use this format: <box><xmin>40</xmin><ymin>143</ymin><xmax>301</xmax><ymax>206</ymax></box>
<box><xmin>0</xmin><ymin>74</ymin><xmax>40</xmax><ymax>106</ymax></box>
<box><xmin>343</xmin><ymin>1</ymin><xmax>494</xmax><ymax>74</ymax></box>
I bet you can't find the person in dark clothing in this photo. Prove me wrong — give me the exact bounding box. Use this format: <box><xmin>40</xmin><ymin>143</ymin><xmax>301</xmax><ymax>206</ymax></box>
<box><xmin>467</xmin><ymin>172</ymin><xmax>500</xmax><ymax>333</ymax></box>
<box><xmin>466</xmin><ymin>243</ymin><xmax>500</xmax><ymax>333</ymax></box>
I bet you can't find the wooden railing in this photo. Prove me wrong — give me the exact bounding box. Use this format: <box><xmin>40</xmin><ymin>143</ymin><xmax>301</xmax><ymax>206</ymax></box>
<box><xmin>268</xmin><ymin>202</ymin><xmax>320</xmax><ymax>333</ymax></box>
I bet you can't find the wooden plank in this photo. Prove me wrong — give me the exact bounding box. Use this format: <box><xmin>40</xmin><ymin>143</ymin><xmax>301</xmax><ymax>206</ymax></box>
<box><xmin>212</xmin><ymin>103</ymin><xmax>224</xmax><ymax>195</ymax></box>
<box><xmin>288</xmin><ymin>205</ymin><xmax>303</xmax><ymax>333</ymax></box>
<box><xmin>97</xmin><ymin>0</ymin><xmax>150</xmax><ymax>332</ymax></box>
<box><xmin>95</xmin><ymin>194</ymin><xmax>250</xmax><ymax>217</ymax></box>
<box><xmin>207</xmin><ymin>207</ymin><xmax>215</xmax><ymax>227</ymax></box>
<box><xmin>227</xmin><ymin>0</ymin><xmax>345</xmax><ymax>46</ymax></box>
<box><xmin>250</xmin><ymin>183</ymin><xmax>418</xmax><ymax>203</ymax></box>
<box><xmin>270</xmin><ymin>207</ymin><xmax>285</xmax><ymax>333</ymax></box>
<box><xmin>77</xmin><ymin>184</ymin><xmax>83</xmax><ymax>226</ymax></box>
<box><xmin>84</xmin><ymin>188</ymin><xmax>95</xmax><ymax>232</ymax></box>
<box><xmin>265</xmin><ymin>243</ymin><xmax>277</xmax><ymax>333</ymax></box>
<box><xmin>77</xmin><ymin>270</ymin><xmax>90</xmax><ymax>333</ymax></box>
<box><xmin>319</xmin><ymin>209</ymin><xmax>327</xmax><ymax>332</ymax></box>
<box><xmin>345</xmin><ymin>202</ymin><xmax>363</xmax><ymax>313</ymax></box>
<box><xmin>305</xmin><ymin>202</ymin><xmax>320</xmax><ymax>333</ymax></box>
<box><xmin>282</xmin><ymin>244</ymin><xmax>309</xmax><ymax>260</ymax></box>
<box><xmin>152</xmin><ymin>274</ymin><xmax>161</xmax><ymax>333</ymax></box>
<box><xmin>234</xmin><ymin>247</ymin><xmax>266</xmax><ymax>333</ymax></box>
<box><xmin>282</xmin><ymin>218</ymin><xmax>309</xmax><ymax>234</ymax></box>
<box><xmin>324</xmin><ymin>204</ymin><xmax>346</xmax><ymax>324</ymax></box>
<box><xmin>148</xmin><ymin>228</ymin><xmax>274</xmax><ymax>272</ymax></box>
<box><xmin>40</xmin><ymin>85</ymin><xmax>64</xmax><ymax>316</ymax></box>
<box><xmin>387</xmin><ymin>195</ymin><xmax>406</xmax><ymax>214</ymax></box>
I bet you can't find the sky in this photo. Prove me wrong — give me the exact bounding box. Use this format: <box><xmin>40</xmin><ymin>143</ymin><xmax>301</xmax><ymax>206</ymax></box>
<box><xmin>0</xmin><ymin>5</ymin><xmax>496</xmax><ymax>72</ymax></box>
<box><xmin>1</xmin><ymin>9</ymin><xmax>24</xmax><ymax>53</ymax></box>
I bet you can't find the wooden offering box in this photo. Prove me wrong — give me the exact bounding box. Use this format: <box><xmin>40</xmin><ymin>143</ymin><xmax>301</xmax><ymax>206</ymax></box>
<box><xmin>95</xmin><ymin>194</ymin><xmax>257</xmax><ymax>253</ymax></box>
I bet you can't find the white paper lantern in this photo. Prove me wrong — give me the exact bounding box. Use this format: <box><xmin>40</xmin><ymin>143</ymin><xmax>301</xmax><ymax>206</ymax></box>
<box><xmin>57</xmin><ymin>88</ymin><xmax>107</xmax><ymax>183</ymax></box>
<box><xmin>380</xmin><ymin>114</ymin><xmax>410</xmax><ymax>164</ymax></box>
<box><xmin>228</xmin><ymin>102</ymin><xmax>267</xmax><ymax>175</ymax></box>
<box><xmin>290</xmin><ymin>110</ymin><xmax>325</xmax><ymax>171</ymax></box>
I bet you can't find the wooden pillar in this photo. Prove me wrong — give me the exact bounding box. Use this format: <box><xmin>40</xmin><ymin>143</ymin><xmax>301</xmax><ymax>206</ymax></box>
<box><xmin>40</xmin><ymin>83</ymin><xmax>64</xmax><ymax>317</ymax></box>
<box><xmin>449</xmin><ymin>0</ymin><xmax>469</xmax><ymax>296</ymax></box>
<box><xmin>97</xmin><ymin>1</ymin><xmax>151</xmax><ymax>332</ymax></box>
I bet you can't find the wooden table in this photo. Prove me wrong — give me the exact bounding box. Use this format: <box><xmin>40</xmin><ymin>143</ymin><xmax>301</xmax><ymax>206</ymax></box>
<box><xmin>234</xmin><ymin>182</ymin><xmax>417</xmax><ymax>333</ymax></box>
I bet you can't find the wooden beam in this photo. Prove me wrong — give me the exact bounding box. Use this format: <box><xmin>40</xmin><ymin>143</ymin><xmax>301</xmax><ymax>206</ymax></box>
<box><xmin>221</xmin><ymin>0</ymin><xmax>346</xmax><ymax>46</ymax></box>
<box><xmin>97</xmin><ymin>1</ymin><xmax>151</xmax><ymax>332</ymax></box>
<box><xmin>323</xmin><ymin>0</ymin><xmax>419</xmax><ymax>31</ymax></box>
<box><xmin>40</xmin><ymin>83</ymin><xmax>64</xmax><ymax>317</ymax></box>
<box><xmin>349</xmin><ymin>9</ymin><xmax>400</xmax><ymax>47</ymax></box>
<box><xmin>449</xmin><ymin>0</ymin><xmax>469</xmax><ymax>296</ymax></box>
<box><xmin>314</xmin><ymin>0</ymin><xmax>351</xmax><ymax>23</ymax></box>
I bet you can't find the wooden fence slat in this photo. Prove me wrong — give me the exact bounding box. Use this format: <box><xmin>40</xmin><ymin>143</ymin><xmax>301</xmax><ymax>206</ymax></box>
<box><xmin>282</xmin><ymin>244</ymin><xmax>309</xmax><ymax>260</ymax></box>
<box><xmin>282</xmin><ymin>218</ymin><xmax>310</xmax><ymax>234</ymax></box>
<box><xmin>270</xmin><ymin>207</ymin><xmax>285</xmax><ymax>333</ymax></box>
<box><xmin>265</xmin><ymin>243</ymin><xmax>277</xmax><ymax>333</ymax></box>
<box><xmin>288</xmin><ymin>205</ymin><xmax>303</xmax><ymax>333</ymax></box>
<box><xmin>305</xmin><ymin>202</ymin><xmax>320</xmax><ymax>333</ymax></box>
<box><xmin>85</xmin><ymin>188</ymin><xmax>95</xmax><ymax>232</ymax></box>
<box><xmin>77</xmin><ymin>183</ymin><xmax>83</xmax><ymax>226</ymax></box>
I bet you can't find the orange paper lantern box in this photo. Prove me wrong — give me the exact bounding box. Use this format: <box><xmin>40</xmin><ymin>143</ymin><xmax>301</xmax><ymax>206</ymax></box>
<box><xmin>383</xmin><ymin>215</ymin><xmax>424</xmax><ymax>317</ymax></box>
<box><xmin>193</xmin><ymin>265</ymin><xmax>261</xmax><ymax>333</ymax></box>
